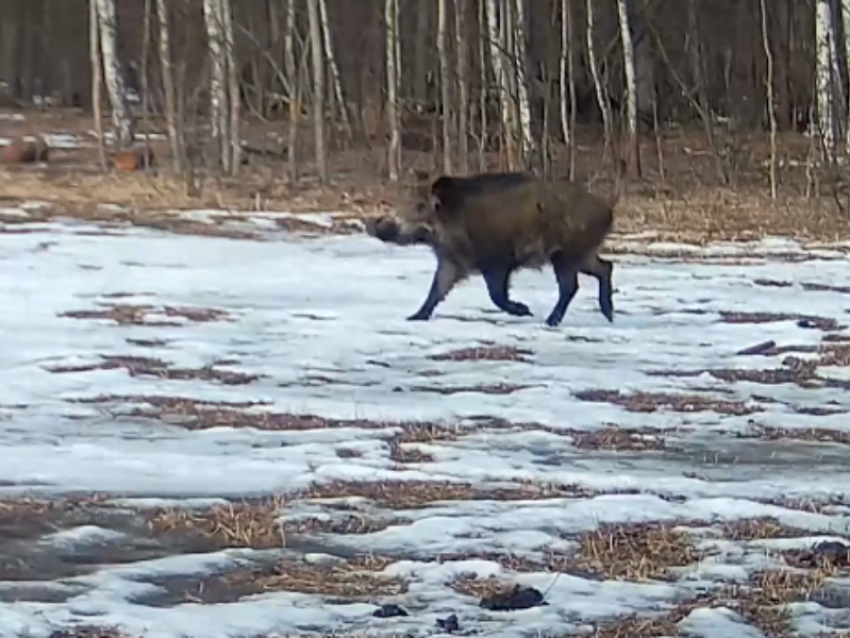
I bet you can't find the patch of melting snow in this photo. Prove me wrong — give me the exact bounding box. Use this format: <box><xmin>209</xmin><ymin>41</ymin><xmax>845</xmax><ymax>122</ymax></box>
<box><xmin>1</xmin><ymin>215</ymin><xmax>850</xmax><ymax>636</ymax></box>
<box><xmin>40</xmin><ymin>526</ymin><xmax>128</xmax><ymax>549</ymax></box>
<box><xmin>39</xmin><ymin>133</ymin><xmax>82</xmax><ymax>149</ymax></box>
<box><xmin>0</xmin><ymin>113</ymin><xmax>25</xmax><ymax>121</ymax></box>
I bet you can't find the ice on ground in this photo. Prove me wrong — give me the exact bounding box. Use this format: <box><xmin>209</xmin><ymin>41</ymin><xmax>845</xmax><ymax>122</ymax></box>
<box><xmin>1</xmin><ymin>216</ymin><xmax>850</xmax><ymax>637</ymax></box>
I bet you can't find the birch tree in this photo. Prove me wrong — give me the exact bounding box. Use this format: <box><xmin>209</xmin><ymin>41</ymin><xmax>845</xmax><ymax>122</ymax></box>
<box><xmin>306</xmin><ymin>0</ymin><xmax>328</xmax><ymax>182</ymax></box>
<box><xmin>759</xmin><ymin>0</ymin><xmax>777</xmax><ymax>198</ymax></box>
<box><xmin>89</xmin><ymin>0</ymin><xmax>107</xmax><ymax>169</ymax></box>
<box><xmin>840</xmin><ymin>0</ymin><xmax>850</xmax><ymax>150</ymax></box>
<box><xmin>511</xmin><ymin>0</ymin><xmax>534</xmax><ymax>168</ymax></box>
<box><xmin>485</xmin><ymin>0</ymin><xmax>515</xmax><ymax>168</ymax></box>
<box><xmin>285</xmin><ymin>0</ymin><xmax>299</xmax><ymax>181</ymax></box>
<box><xmin>559</xmin><ymin>0</ymin><xmax>572</xmax><ymax>147</ymax></box>
<box><xmin>93</xmin><ymin>0</ymin><xmax>134</xmax><ymax>149</ymax></box>
<box><xmin>437</xmin><ymin>0</ymin><xmax>452</xmax><ymax>173</ymax></box>
<box><xmin>815</xmin><ymin>0</ymin><xmax>838</xmax><ymax>159</ymax></box>
<box><xmin>317</xmin><ymin>0</ymin><xmax>352</xmax><ymax>142</ymax></box>
<box><xmin>202</xmin><ymin>0</ymin><xmax>232</xmax><ymax>172</ymax></box>
<box><xmin>221</xmin><ymin>0</ymin><xmax>240</xmax><ymax>173</ymax></box>
<box><xmin>617</xmin><ymin>0</ymin><xmax>640</xmax><ymax>175</ymax></box>
<box><xmin>385</xmin><ymin>0</ymin><xmax>401</xmax><ymax>182</ymax></box>
<box><xmin>156</xmin><ymin>0</ymin><xmax>181</xmax><ymax>171</ymax></box>
<box><xmin>454</xmin><ymin>0</ymin><xmax>469</xmax><ymax>173</ymax></box>
<box><xmin>586</xmin><ymin>0</ymin><xmax>612</xmax><ymax>154</ymax></box>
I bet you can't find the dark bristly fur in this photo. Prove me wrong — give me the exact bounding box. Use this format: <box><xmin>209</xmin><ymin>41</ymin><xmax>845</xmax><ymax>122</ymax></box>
<box><xmin>365</xmin><ymin>171</ymin><xmax>617</xmax><ymax>327</ymax></box>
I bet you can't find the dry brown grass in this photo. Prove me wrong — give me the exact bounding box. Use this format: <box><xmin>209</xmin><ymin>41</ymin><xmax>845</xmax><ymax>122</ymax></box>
<box><xmin>412</xmin><ymin>382</ymin><xmax>538</xmax><ymax>395</ymax></box>
<box><xmin>180</xmin><ymin>554</ymin><xmax>406</xmax><ymax>604</ymax></box>
<box><xmin>568</xmin><ymin>426</ymin><xmax>671</xmax><ymax>452</ymax></box>
<box><xmin>68</xmin><ymin>394</ymin><xmax>478</xmax><ymax>443</ymax></box>
<box><xmin>48</xmin><ymin>628</ymin><xmax>136</xmax><ymax>638</ymax></box>
<box><xmin>47</xmin><ymin>355</ymin><xmax>261</xmax><ymax>386</ymax></box>
<box><xmin>568</xmin><ymin>522</ymin><xmax>702</xmax><ymax>581</ymax></box>
<box><xmin>299</xmin><ymin>479</ymin><xmax>578</xmax><ymax>508</ymax></box>
<box><xmin>573</xmin><ymin>389</ymin><xmax>761</xmax><ymax>416</ymax></box>
<box><xmin>147</xmin><ymin>498</ymin><xmax>403</xmax><ymax>549</ymax></box>
<box><xmin>0</xmin><ymin>495</ymin><xmax>112</xmax><ymax>540</ymax></box>
<box><xmin>428</xmin><ymin>344</ymin><xmax>534</xmax><ymax>362</ymax></box>
<box><xmin>719</xmin><ymin>311</ymin><xmax>842</xmax><ymax>331</ymax></box>
<box><xmin>743</xmin><ymin>424</ymin><xmax>850</xmax><ymax>447</ymax></box>
<box><xmin>60</xmin><ymin>303</ymin><xmax>230</xmax><ymax>326</ymax></box>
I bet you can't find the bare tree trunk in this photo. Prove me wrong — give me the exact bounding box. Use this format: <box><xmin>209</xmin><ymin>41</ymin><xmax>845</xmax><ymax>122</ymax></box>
<box><xmin>566</xmin><ymin>0</ymin><xmax>577</xmax><ymax>180</ymax></box>
<box><xmin>477</xmin><ymin>0</ymin><xmax>489</xmax><ymax>171</ymax></box>
<box><xmin>816</xmin><ymin>0</ymin><xmax>838</xmax><ymax>160</ymax></box>
<box><xmin>203</xmin><ymin>0</ymin><xmax>230</xmax><ymax>171</ymax></box>
<box><xmin>89</xmin><ymin>0</ymin><xmax>107</xmax><ymax>169</ymax></box>
<box><xmin>454</xmin><ymin>0</ymin><xmax>469</xmax><ymax>174</ymax></box>
<box><xmin>586</xmin><ymin>0</ymin><xmax>612</xmax><ymax>155</ymax></box>
<box><xmin>512</xmin><ymin>0</ymin><xmax>534</xmax><ymax>169</ymax></box>
<box><xmin>559</xmin><ymin>0</ymin><xmax>571</xmax><ymax>147</ymax></box>
<box><xmin>94</xmin><ymin>0</ymin><xmax>134</xmax><ymax>149</ymax></box>
<box><xmin>760</xmin><ymin>0</ymin><xmax>777</xmax><ymax>198</ymax></box>
<box><xmin>318</xmin><ymin>0</ymin><xmax>352</xmax><ymax>143</ymax></box>
<box><xmin>156</xmin><ymin>0</ymin><xmax>181</xmax><ymax>171</ymax></box>
<box><xmin>285</xmin><ymin>0</ymin><xmax>299</xmax><ymax>182</ymax></box>
<box><xmin>385</xmin><ymin>0</ymin><xmax>401</xmax><ymax>181</ymax></box>
<box><xmin>437</xmin><ymin>0</ymin><xmax>452</xmax><ymax>173</ymax></box>
<box><xmin>306</xmin><ymin>0</ymin><xmax>328</xmax><ymax>182</ymax></box>
<box><xmin>842</xmin><ymin>0</ymin><xmax>850</xmax><ymax>149</ymax></box>
<box><xmin>616</xmin><ymin>0</ymin><xmax>640</xmax><ymax>177</ymax></box>
<box><xmin>220</xmin><ymin>0</ymin><xmax>241</xmax><ymax>175</ymax></box>
<box><xmin>140</xmin><ymin>0</ymin><xmax>153</xmax><ymax>169</ymax></box>
<box><xmin>486</xmin><ymin>0</ymin><xmax>514</xmax><ymax>168</ymax></box>
<box><xmin>413</xmin><ymin>0</ymin><xmax>431</xmax><ymax>101</ymax></box>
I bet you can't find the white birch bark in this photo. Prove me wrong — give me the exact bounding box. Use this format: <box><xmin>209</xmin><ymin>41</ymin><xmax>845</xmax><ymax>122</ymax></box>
<box><xmin>385</xmin><ymin>0</ymin><xmax>401</xmax><ymax>182</ymax></box>
<box><xmin>454</xmin><ymin>0</ymin><xmax>469</xmax><ymax>173</ymax></box>
<box><xmin>586</xmin><ymin>0</ymin><xmax>612</xmax><ymax>150</ymax></box>
<box><xmin>437</xmin><ymin>0</ymin><xmax>452</xmax><ymax>173</ymax></box>
<box><xmin>317</xmin><ymin>0</ymin><xmax>351</xmax><ymax>141</ymax></box>
<box><xmin>285</xmin><ymin>0</ymin><xmax>298</xmax><ymax>180</ymax></box>
<box><xmin>306</xmin><ymin>0</ymin><xmax>328</xmax><ymax>182</ymax></box>
<box><xmin>156</xmin><ymin>0</ymin><xmax>181</xmax><ymax>170</ymax></box>
<box><xmin>485</xmin><ymin>0</ymin><xmax>514</xmax><ymax>167</ymax></box>
<box><xmin>202</xmin><ymin>0</ymin><xmax>229</xmax><ymax>170</ymax></box>
<box><xmin>815</xmin><ymin>0</ymin><xmax>838</xmax><ymax>158</ymax></box>
<box><xmin>841</xmin><ymin>0</ymin><xmax>850</xmax><ymax>149</ymax></box>
<box><xmin>512</xmin><ymin>0</ymin><xmax>534</xmax><ymax>165</ymax></box>
<box><xmin>616</xmin><ymin>0</ymin><xmax>638</xmax><ymax>173</ymax></box>
<box><xmin>89</xmin><ymin>0</ymin><xmax>107</xmax><ymax>168</ymax></box>
<box><xmin>559</xmin><ymin>0</ymin><xmax>571</xmax><ymax>146</ymax></box>
<box><xmin>219</xmin><ymin>0</ymin><xmax>241</xmax><ymax>174</ymax></box>
<box><xmin>93</xmin><ymin>0</ymin><xmax>134</xmax><ymax>148</ymax></box>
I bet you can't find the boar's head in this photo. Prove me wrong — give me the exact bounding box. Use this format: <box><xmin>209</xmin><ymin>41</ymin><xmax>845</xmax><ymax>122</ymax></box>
<box><xmin>365</xmin><ymin>182</ymin><xmax>440</xmax><ymax>246</ymax></box>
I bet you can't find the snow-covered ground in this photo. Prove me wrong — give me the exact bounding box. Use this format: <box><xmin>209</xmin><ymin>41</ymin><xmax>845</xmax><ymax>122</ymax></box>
<box><xmin>1</xmin><ymin>207</ymin><xmax>850</xmax><ymax>637</ymax></box>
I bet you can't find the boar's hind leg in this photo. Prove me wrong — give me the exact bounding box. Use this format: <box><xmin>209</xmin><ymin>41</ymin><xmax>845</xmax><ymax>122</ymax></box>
<box><xmin>546</xmin><ymin>252</ymin><xmax>580</xmax><ymax>327</ymax></box>
<box><xmin>579</xmin><ymin>254</ymin><xmax>614</xmax><ymax>322</ymax></box>
<box><xmin>482</xmin><ymin>266</ymin><xmax>532</xmax><ymax>317</ymax></box>
<box><xmin>408</xmin><ymin>256</ymin><xmax>463</xmax><ymax>321</ymax></box>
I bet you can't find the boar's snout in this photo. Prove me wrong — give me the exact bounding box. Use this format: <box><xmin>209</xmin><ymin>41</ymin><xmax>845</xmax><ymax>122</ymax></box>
<box><xmin>366</xmin><ymin>215</ymin><xmax>401</xmax><ymax>242</ymax></box>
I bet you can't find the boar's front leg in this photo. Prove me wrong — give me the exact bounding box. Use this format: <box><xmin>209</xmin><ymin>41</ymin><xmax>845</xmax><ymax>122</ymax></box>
<box><xmin>545</xmin><ymin>251</ymin><xmax>580</xmax><ymax>327</ymax></box>
<box><xmin>482</xmin><ymin>265</ymin><xmax>532</xmax><ymax>317</ymax></box>
<box><xmin>408</xmin><ymin>255</ymin><xmax>463</xmax><ymax>321</ymax></box>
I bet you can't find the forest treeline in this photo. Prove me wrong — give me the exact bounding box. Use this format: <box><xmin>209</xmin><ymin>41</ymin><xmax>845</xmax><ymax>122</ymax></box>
<box><xmin>0</xmin><ymin>0</ymin><xmax>848</xmax><ymax>193</ymax></box>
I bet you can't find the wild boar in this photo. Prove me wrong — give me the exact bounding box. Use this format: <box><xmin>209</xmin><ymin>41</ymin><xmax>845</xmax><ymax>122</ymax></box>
<box><xmin>366</xmin><ymin>171</ymin><xmax>616</xmax><ymax>327</ymax></box>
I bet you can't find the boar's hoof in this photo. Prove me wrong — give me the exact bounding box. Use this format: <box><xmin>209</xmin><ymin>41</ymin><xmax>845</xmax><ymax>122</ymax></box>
<box><xmin>506</xmin><ymin>302</ymin><xmax>533</xmax><ymax>317</ymax></box>
<box><xmin>406</xmin><ymin>311</ymin><xmax>432</xmax><ymax>321</ymax></box>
